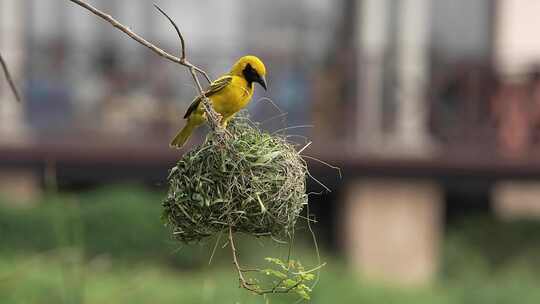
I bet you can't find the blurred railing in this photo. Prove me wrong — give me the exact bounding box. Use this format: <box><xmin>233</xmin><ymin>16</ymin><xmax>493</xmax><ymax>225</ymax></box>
<box><xmin>429</xmin><ymin>60</ymin><xmax>540</xmax><ymax>160</ymax></box>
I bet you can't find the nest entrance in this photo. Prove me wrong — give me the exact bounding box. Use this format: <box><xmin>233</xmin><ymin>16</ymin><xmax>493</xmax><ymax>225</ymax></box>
<box><xmin>163</xmin><ymin>115</ymin><xmax>308</xmax><ymax>243</ymax></box>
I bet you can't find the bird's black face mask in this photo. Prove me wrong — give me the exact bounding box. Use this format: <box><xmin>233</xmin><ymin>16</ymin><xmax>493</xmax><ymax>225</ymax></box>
<box><xmin>243</xmin><ymin>63</ymin><xmax>267</xmax><ymax>91</ymax></box>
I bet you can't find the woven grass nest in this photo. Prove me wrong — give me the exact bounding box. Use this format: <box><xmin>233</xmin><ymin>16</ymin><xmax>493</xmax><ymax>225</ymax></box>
<box><xmin>162</xmin><ymin>113</ymin><xmax>308</xmax><ymax>243</ymax></box>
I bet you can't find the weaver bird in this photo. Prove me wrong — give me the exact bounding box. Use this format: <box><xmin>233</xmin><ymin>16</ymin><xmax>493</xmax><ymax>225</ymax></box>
<box><xmin>170</xmin><ymin>55</ymin><xmax>267</xmax><ymax>148</ymax></box>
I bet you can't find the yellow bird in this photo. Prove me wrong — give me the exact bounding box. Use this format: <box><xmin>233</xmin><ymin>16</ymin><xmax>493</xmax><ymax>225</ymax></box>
<box><xmin>170</xmin><ymin>55</ymin><xmax>268</xmax><ymax>148</ymax></box>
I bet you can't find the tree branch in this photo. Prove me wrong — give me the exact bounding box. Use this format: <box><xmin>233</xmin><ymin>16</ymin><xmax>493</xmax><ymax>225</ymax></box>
<box><xmin>67</xmin><ymin>0</ymin><xmax>223</xmax><ymax>132</ymax></box>
<box><xmin>151</xmin><ymin>3</ymin><xmax>224</xmax><ymax>133</ymax></box>
<box><xmin>228</xmin><ymin>226</ymin><xmax>304</xmax><ymax>296</ymax></box>
<box><xmin>228</xmin><ymin>226</ymin><xmax>262</xmax><ymax>294</ymax></box>
<box><xmin>0</xmin><ymin>52</ymin><xmax>21</xmax><ymax>103</ymax></box>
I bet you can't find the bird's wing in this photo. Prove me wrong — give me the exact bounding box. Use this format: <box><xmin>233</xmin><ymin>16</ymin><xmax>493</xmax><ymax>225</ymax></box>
<box><xmin>183</xmin><ymin>76</ymin><xmax>233</xmax><ymax>118</ymax></box>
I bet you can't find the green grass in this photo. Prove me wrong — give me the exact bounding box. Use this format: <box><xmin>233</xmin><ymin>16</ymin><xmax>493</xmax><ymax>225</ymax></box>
<box><xmin>0</xmin><ymin>251</ymin><xmax>444</xmax><ymax>304</ymax></box>
<box><xmin>2</xmin><ymin>185</ymin><xmax>540</xmax><ymax>303</ymax></box>
<box><xmin>3</xmin><ymin>250</ymin><xmax>540</xmax><ymax>304</ymax></box>
<box><xmin>0</xmin><ymin>186</ymin><xmax>208</xmax><ymax>267</ymax></box>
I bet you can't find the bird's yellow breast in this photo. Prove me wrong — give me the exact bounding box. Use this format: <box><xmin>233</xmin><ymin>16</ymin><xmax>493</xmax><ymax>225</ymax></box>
<box><xmin>210</xmin><ymin>76</ymin><xmax>253</xmax><ymax>120</ymax></box>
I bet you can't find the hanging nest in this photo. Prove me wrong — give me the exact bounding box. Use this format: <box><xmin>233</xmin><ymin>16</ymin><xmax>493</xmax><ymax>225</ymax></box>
<box><xmin>162</xmin><ymin>113</ymin><xmax>308</xmax><ymax>243</ymax></box>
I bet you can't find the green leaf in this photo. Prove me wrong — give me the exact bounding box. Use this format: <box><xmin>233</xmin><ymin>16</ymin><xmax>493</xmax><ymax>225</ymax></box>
<box><xmin>261</xmin><ymin>268</ymin><xmax>287</xmax><ymax>280</ymax></box>
<box><xmin>295</xmin><ymin>288</ymin><xmax>311</xmax><ymax>300</ymax></box>
<box><xmin>301</xmin><ymin>273</ymin><xmax>315</xmax><ymax>281</ymax></box>
<box><xmin>283</xmin><ymin>279</ymin><xmax>297</xmax><ymax>288</ymax></box>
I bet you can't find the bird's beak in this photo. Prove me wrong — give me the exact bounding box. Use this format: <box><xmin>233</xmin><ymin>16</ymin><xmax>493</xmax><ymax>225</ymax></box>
<box><xmin>257</xmin><ymin>75</ymin><xmax>267</xmax><ymax>91</ymax></box>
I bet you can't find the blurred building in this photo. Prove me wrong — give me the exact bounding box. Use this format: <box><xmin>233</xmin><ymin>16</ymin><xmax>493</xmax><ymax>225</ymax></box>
<box><xmin>0</xmin><ymin>0</ymin><xmax>339</xmax><ymax>202</ymax></box>
<box><xmin>1</xmin><ymin>0</ymin><xmax>338</xmax><ymax>142</ymax></box>
<box><xmin>341</xmin><ymin>0</ymin><xmax>540</xmax><ymax>285</ymax></box>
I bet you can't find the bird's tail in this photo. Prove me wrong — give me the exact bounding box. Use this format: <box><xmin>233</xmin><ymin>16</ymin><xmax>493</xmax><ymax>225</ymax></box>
<box><xmin>170</xmin><ymin>123</ymin><xmax>195</xmax><ymax>148</ymax></box>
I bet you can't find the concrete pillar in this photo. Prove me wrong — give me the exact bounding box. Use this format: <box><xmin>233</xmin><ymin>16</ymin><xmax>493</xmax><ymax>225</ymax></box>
<box><xmin>356</xmin><ymin>0</ymin><xmax>389</xmax><ymax>149</ymax></box>
<box><xmin>495</xmin><ymin>0</ymin><xmax>540</xmax><ymax>77</ymax></box>
<box><xmin>0</xmin><ymin>1</ymin><xmax>40</xmax><ymax>204</ymax></box>
<box><xmin>493</xmin><ymin>181</ymin><xmax>540</xmax><ymax>219</ymax></box>
<box><xmin>356</xmin><ymin>0</ymin><xmax>434</xmax><ymax>155</ymax></box>
<box><xmin>0</xmin><ymin>170</ymin><xmax>40</xmax><ymax>205</ymax></box>
<box><xmin>343</xmin><ymin>178</ymin><xmax>443</xmax><ymax>285</ymax></box>
<box><xmin>394</xmin><ymin>0</ymin><xmax>433</xmax><ymax>155</ymax></box>
<box><xmin>0</xmin><ymin>0</ymin><xmax>29</xmax><ymax>143</ymax></box>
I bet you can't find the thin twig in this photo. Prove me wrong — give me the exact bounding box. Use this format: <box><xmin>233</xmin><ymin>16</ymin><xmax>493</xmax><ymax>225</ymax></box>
<box><xmin>152</xmin><ymin>4</ymin><xmax>186</xmax><ymax>62</ymax></box>
<box><xmin>67</xmin><ymin>0</ymin><xmax>223</xmax><ymax>132</ymax></box>
<box><xmin>228</xmin><ymin>226</ymin><xmax>308</xmax><ymax>296</ymax></box>
<box><xmin>272</xmin><ymin>125</ymin><xmax>314</xmax><ymax>135</ymax></box>
<box><xmin>66</xmin><ymin>0</ymin><xmax>210</xmax><ymax>83</ymax></box>
<box><xmin>0</xmin><ymin>52</ymin><xmax>21</xmax><ymax>102</ymax></box>
<box><xmin>304</xmin><ymin>203</ymin><xmax>322</xmax><ymax>296</ymax></box>
<box><xmin>301</xmin><ymin>155</ymin><xmax>342</xmax><ymax>178</ymax></box>
<box><xmin>207</xmin><ymin>230</ymin><xmax>223</xmax><ymax>265</ymax></box>
<box><xmin>228</xmin><ymin>226</ymin><xmax>262</xmax><ymax>294</ymax></box>
<box><xmin>297</xmin><ymin>142</ymin><xmax>312</xmax><ymax>155</ymax></box>
<box><xmin>307</xmin><ymin>170</ymin><xmax>331</xmax><ymax>193</ymax></box>
<box><xmin>256</xmin><ymin>97</ymin><xmax>287</xmax><ymax>128</ymax></box>
<box><xmin>152</xmin><ymin>3</ymin><xmax>223</xmax><ymax>133</ymax></box>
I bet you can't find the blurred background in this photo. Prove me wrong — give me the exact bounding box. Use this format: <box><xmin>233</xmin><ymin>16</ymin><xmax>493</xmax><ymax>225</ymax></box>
<box><xmin>2</xmin><ymin>0</ymin><xmax>540</xmax><ymax>303</ymax></box>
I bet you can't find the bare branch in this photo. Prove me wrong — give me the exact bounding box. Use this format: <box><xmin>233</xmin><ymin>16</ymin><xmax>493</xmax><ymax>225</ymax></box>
<box><xmin>228</xmin><ymin>226</ymin><xmax>262</xmax><ymax>294</ymax></box>
<box><xmin>152</xmin><ymin>4</ymin><xmax>186</xmax><ymax>61</ymax></box>
<box><xmin>0</xmin><ymin>52</ymin><xmax>21</xmax><ymax>103</ymax></box>
<box><xmin>153</xmin><ymin>4</ymin><xmax>213</xmax><ymax>85</ymax></box>
<box><xmin>228</xmin><ymin>226</ymin><xmax>304</xmax><ymax>296</ymax></box>
<box><xmin>67</xmin><ymin>0</ymin><xmax>222</xmax><ymax>131</ymax></box>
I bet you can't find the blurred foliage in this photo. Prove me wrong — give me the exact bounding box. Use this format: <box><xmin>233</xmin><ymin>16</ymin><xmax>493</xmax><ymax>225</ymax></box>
<box><xmin>0</xmin><ymin>185</ymin><xmax>318</xmax><ymax>267</ymax></box>
<box><xmin>2</xmin><ymin>186</ymin><xmax>540</xmax><ymax>303</ymax></box>
<box><xmin>0</xmin><ymin>252</ymin><xmax>437</xmax><ymax>304</ymax></box>
<box><xmin>439</xmin><ymin>216</ymin><xmax>540</xmax><ymax>303</ymax></box>
<box><xmin>443</xmin><ymin>216</ymin><xmax>540</xmax><ymax>279</ymax></box>
<box><xmin>2</xmin><ymin>249</ymin><xmax>540</xmax><ymax>304</ymax></box>
<box><xmin>0</xmin><ymin>186</ymin><xmax>205</xmax><ymax>267</ymax></box>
